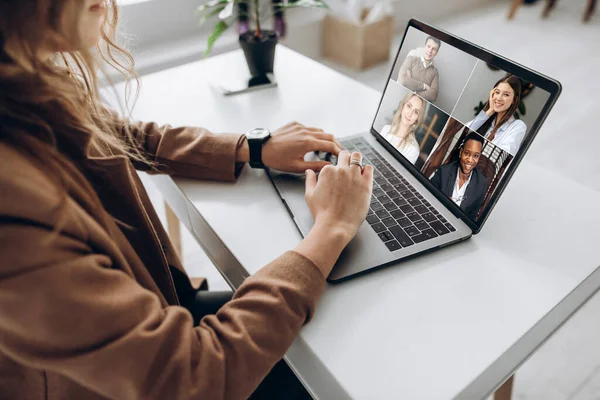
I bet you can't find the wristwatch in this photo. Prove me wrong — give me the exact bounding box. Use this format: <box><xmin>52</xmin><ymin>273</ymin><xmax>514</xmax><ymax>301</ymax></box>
<box><xmin>246</xmin><ymin>128</ymin><xmax>271</xmax><ymax>169</ymax></box>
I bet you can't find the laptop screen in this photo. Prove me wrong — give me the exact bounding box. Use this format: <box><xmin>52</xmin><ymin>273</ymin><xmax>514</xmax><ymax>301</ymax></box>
<box><xmin>371</xmin><ymin>21</ymin><xmax>558</xmax><ymax>230</ymax></box>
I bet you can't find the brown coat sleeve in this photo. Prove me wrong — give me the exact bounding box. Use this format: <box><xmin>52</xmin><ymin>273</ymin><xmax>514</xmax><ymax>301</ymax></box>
<box><xmin>0</xmin><ymin>148</ymin><xmax>326</xmax><ymax>399</ymax></box>
<box><xmin>0</xmin><ymin>220</ymin><xmax>324</xmax><ymax>400</ymax></box>
<box><xmin>105</xmin><ymin>105</ymin><xmax>246</xmax><ymax>182</ymax></box>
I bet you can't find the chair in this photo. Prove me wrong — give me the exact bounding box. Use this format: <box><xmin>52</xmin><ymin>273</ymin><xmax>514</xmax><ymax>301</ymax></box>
<box><xmin>508</xmin><ymin>0</ymin><xmax>597</xmax><ymax>22</ymax></box>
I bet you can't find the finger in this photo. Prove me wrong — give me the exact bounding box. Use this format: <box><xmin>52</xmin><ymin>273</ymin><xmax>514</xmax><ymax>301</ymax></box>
<box><xmin>310</xmin><ymin>133</ymin><xmax>343</xmax><ymax>154</ymax></box>
<box><xmin>337</xmin><ymin>150</ymin><xmax>350</xmax><ymax>167</ymax></box>
<box><xmin>298</xmin><ymin>161</ymin><xmax>331</xmax><ymax>173</ymax></box>
<box><xmin>280</xmin><ymin>121</ymin><xmax>304</xmax><ymax>131</ymax></box>
<box><xmin>303</xmin><ymin>127</ymin><xmax>325</xmax><ymax>133</ymax></box>
<box><xmin>305</xmin><ymin>169</ymin><xmax>317</xmax><ymax>194</ymax></box>
<box><xmin>349</xmin><ymin>151</ymin><xmax>363</xmax><ymax>169</ymax></box>
<box><xmin>362</xmin><ymin>164</ymin><xmax>374</xmax><ymax>181</ymax></box>
<box><xmin>305</xmin><ymin>138</ymin><xmax>343</xmax><ymax>156</ymax></box>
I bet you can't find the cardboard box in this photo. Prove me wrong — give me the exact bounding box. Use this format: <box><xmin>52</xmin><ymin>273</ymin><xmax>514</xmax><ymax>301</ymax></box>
<box><xmin>322</xmin><ymin>11</ymin><xmax>394</xmax><ymax>70</ymax></box>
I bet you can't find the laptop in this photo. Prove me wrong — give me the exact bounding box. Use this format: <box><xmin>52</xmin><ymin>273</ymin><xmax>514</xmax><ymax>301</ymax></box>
<box><xmin>268</xmin><ymin>19</ymin><xmax>561</xmax><ymax>283</ymax></box>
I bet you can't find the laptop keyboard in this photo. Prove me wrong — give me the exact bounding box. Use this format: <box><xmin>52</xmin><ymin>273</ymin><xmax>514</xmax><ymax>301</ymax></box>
<box><xmin>333</xmin><ymin>137</ymin><xmax>456</xmax><ymax>252</ymax></box>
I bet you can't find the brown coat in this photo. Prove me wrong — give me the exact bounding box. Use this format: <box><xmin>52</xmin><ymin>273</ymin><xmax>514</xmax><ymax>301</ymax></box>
<box><xmin>0</xmin><ymin>111</ymin><xmax>325</xmax><ymax>399</ymax></box>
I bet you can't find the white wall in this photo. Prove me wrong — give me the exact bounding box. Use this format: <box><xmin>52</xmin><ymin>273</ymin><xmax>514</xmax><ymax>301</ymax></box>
<box><xmin>115</xmin><ymin>0</ymin><xmax>495</xmax><ymax>79</ymax></box>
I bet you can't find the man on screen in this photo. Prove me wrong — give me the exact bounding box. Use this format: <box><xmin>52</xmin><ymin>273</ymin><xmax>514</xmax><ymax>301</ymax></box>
<box><xmin>430</xmin><ymin>133</ymin><xmax>488</xmax><ymax>220</ymax></box>
<box><xmin>397</xmin><ymin>36</ymin><xmax>440</xmax><ymax>102</ymax></box>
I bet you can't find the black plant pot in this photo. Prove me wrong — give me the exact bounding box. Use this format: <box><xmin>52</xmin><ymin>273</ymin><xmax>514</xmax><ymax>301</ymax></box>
<box><xmin>239</xmin><ymin>31</ymin><xmax>278</xmax><ymax>78</ymax></box>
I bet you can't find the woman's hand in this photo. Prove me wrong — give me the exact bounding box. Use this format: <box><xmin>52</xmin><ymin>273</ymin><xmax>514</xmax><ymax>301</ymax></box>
<box><xmin>263</xmin><ymin>122</ymin><xmax>343</xmax><ymax>173</ymax></box>
<box><xmin>485</xmin><ymin>89</ymin><xmax>496</xmax><ymax>116</ymax></box>
<box><xmin>295</xmin><ymin>151</ymin><xmax>374</xmax><ymax>277</ymax></box>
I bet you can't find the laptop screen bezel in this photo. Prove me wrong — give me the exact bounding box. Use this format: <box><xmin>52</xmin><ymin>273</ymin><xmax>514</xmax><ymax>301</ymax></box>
<box><xmin>369</xmin><ymin>18</ymin><xmax>562</xmax><ymax>234</ymax></box>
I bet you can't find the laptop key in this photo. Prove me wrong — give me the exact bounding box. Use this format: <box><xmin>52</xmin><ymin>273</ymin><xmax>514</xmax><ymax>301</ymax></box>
<box><xmin>429</xmin><ymin>221</ymin><xmax>450</xmax><ymax>236</ymax></box>
<box><xmin>399</xmin><ymin>204</ymin><xmax>413</xmax><ymax>213</ymax></box>
<box><xmin>406</xmin><ymin>212</ymin><xmax>422</xmax><ymax>222</ymax></box>
<box><xmin>384</xmin><ymin>231</ymin><xmax>395</xmax><ymax>241</ymax></box>
<box><xmin>423</xmin><ymin>200</ymin><xmax>431</xmax><ymax>207</ymax></box>
<box><xmin>414</xmin><ymin>205</ymin><xmax>428</xmax><ymax>214</ymax></box>
<box><xmin>400</xmin><ymin>190</ymin><xmax>414</xmax><ymax>199</ymax></box>
<box><xmin>395</xmin><ymin>184</ymin><xmax>407</xmax><ymax>192</ymax></box>
<box><xmin>375</xmin><ymin>209</ymin><xmax>391</xmax><ymax>219</ymax></box>
<box><xmin>388</xmin><ymin>177</ymin><xmax>400</xmax><ymax>185</ymax></box>
<box><xmin>439</xmin><ymin>216</ymin><xmax>448</xmax><ymax>223</ymax></box>
<box><xmin>381</xmin><ymin>217</ymin><xmax>397</xmax><ymax>227</ymax></box>
<box><xmin>371</xmin><ymin>222</ymin><xmax>386</xmax><ymax>233</ymax></box>
<box><xmin>407</xmin><ymin>198</ymin><xmax>422</xmax><ymax>207</ymax></box>
<box><xmin>445</xmin><ymin>223</ymin><xmax>457</xmax><ymax>232</ymax></box>
<box><xmin>383</xmin><ymin>202</ymin><xmax>398</xmax><ymax>211</ymax></box>
<box><xmin>380</xmin><ymin>183</ymin><xmax>393</xmax><ymax>192</ymax></box>
<box><xmin>414</xmin><ymin>220</ymin><xmax>430</xmax><ymax>231</ymax></box>
<box><xmin>377</xmin><ymin>195</ymin><xmax>392</xmax><ymax>204</ymax></box>
<box><xmin>397</xmin><ymin>217</ymin><xmax>412</xmax><ymax>228</ymax></box>
<box><xmin>411</xmin><ymin>229</ymin><xmax>439</xmax><ymax>243</ymax></box>
<box><xmin>378</xmin><ymin>232</ymin><xmax>390</xmax><ymax>242</ymax></box>
<box><xmin>370</xmin><ymin>202</ymin><xmax>384</xmax><ymax>211</ymax></box>
<box><xmin>373</xmin><ymin>188</ymin><xmax>385</xmax><ymax>196</ymax></box>
<box><xmin>366</xmin><ymin>214</ymin><xmax>380</xmax><ymax>224</ymax></box>
<box><xmin>385</xmin><ymin>240</ymin><xmax>402</xmax><ymax>252</ymax></box>
<box><xmin>387</xmin><ymin>190</ymin><xmax>401</xmax><ymax>199</ymax></box>
<box><xmin>390</xmin><ymin>209</ymin><xmax>404</xmax><ymax>219</ymax></box>
<box><xmin>393</xmin><ymin>197</ymin><xmax>408</xmax><ymax>206</ymax></box>
<box><xmin>389</xmin><ymin>225</ymin><xmax>415</xmax><ymax>247</ymax></box>
<box><xmin>374</xmin><ymin>176</ymin><xmax>387</xmax><ymax>185</ymax></box>
<box><xmin>404</xmin><ymin>225</ymin><xmax>420</xmax><ymax>237</ymax></box>
<box><xmin>422</xmin><ymin>212</ymin><xmax>437</xmax><ymax>222</ymax></box>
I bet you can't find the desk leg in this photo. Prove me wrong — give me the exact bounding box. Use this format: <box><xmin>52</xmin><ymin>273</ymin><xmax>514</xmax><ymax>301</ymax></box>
<box><xmin>584</xmin><ymin>0</ymin><xmax>597</xmax><ymax>22</ymax></box>
<box><xmin>165</xmin><ymin>201</ymin><xmax>182</xmax><ymax>257</ymax></box>
<box><xmin>543</xmin><ymin>0</ymin><xmax>558</xmax><ymax>18</ymax></box>
<box><xmin>508</xmin><ymin>0</ymin><xmax>524</xmax><ymax>19</ymax></box>
<box><xmin>494</xmin><ymin>375</ymin><xmax>514</xmax><ymax>400</ymax></box>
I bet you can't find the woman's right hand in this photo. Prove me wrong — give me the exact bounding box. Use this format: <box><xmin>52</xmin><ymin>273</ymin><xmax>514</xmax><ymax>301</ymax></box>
<box><xmin>295</xmin><ymin>151</ymin><xmax>373</xmax><ymax>277</ymax></box>
<box><xmin>485</xmin><ymin>89</ymin><xmax>496</xmax><ymax>116</ymax></box>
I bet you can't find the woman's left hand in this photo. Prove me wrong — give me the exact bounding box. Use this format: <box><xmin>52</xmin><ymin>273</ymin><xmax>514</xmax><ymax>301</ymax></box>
<box><xmin>242</xmin><ymin>122</ymin><xmax>344</xmax><ymax>173</ymax></box>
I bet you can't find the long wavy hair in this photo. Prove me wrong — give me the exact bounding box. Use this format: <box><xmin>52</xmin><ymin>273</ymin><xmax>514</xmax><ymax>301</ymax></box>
<box><xmin>0</xmin><ymin>0</ymin><xmax>146</xmax><ymax>232</ymax></box>
<box><xmin>478</xmin><ymin>74</ymin><xmax>522</xmax><ymax>141</ymax></box>
<box><xmin>389</xmin><ymin>92</ymin><xmax>425</xmax><ymax>150</ymax></box>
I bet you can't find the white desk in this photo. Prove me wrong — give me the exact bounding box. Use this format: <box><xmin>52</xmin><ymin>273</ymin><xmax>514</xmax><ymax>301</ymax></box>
<box><xmin>112</xmin><ymin>46</ymin><xmax>600</xmax><ymax>399</ymax></box>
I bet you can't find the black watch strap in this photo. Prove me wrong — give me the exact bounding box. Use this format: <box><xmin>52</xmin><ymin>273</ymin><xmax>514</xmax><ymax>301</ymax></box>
<box><xmin>248</xmin><ymin>138</ymin><xmax>264</xmax><ymax>169</ymax></box>
<box><xmin>246</xmin><ymin>128</ymin><xmax>271</xmax><ymax>169</ymax></box>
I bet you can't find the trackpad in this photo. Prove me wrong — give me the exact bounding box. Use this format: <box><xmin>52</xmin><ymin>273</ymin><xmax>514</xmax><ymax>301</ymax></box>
<box><xmin>270</xmin><ymin>171</ymin><xmax>314</xmax><ymax>237</ymax></box>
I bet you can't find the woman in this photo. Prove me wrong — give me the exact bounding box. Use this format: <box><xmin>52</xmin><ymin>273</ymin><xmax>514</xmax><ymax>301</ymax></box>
<box><xmin>466</xmin><ymin>75</ymin><xmax>527</xmax><ymax>155</ymax></box>
<box><xmin>380</xmin><ymin>92</ymin><xmax>425</xmax><ymax>164</ymax></box>
<box><xmin>0</xmin><ymin>1</ymin><xmax>373</xmax><ymax>399</ymax></box>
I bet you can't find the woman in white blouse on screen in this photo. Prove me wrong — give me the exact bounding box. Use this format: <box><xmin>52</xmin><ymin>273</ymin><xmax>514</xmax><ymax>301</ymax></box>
<box><xmin>380</xmin><ymin>92</ymin><xmax>425</xmax><ymax>164</ymax></box>
<box><xmin>466</xmin><ymin>75</ymin><xmax>527</xmax><ymax>155</ymax></box>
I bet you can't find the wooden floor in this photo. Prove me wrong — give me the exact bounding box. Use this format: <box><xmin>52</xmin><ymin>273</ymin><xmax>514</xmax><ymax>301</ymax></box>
<box><xmin>140</xmin><ymin>0</ymin><xmax>600</xmax><ymax>397</ymax></box>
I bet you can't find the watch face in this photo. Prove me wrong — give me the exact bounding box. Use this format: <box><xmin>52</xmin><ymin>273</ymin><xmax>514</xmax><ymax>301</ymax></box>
<box><xmin>248</xmin><ymin>128</ymin><xmax>271</xmax><ymax>140</ymax></box>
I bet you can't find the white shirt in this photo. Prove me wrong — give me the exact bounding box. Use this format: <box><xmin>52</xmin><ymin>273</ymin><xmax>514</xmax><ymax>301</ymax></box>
<box><xmin>466</xmin><ymin>110</ymin><xmax>527</xmax><ymax>155</ymax></box>
<box><xmin>380</xmin><ymin>125</ymin><xmax>420</xmax><ymax>164</ymax></box>
<box><xmin>420</xmin><ymin>55</ymin><xmax>433</xmax><ymax>69</ymax></box>
<box><xmin>452</xmin><ymin>169</ymin><xmax>473</xmax><ymax>206</ymax></box>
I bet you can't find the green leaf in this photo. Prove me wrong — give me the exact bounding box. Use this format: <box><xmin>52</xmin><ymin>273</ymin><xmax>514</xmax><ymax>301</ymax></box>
<box><xmin>204</xmin><ymin>21</ymin><xmax>229</xmax><ymax>57</ymax></box>
<box><xmin>218</xmin><ymin>0</ymin><xmax>234</xmax><ymax>19</ymax></box>
<box><xmin>199</xmin><ymin>6</ymin><xmax>226</xmax><ymax>24</ymax></box>
<box><xmin>196</xmin><ymin>0</ymin><xmax>228</xmax><ymax>14</ymax></box>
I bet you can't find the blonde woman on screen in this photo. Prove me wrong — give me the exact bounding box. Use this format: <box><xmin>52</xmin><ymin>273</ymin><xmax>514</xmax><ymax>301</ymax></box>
<box><xmin>380</xmin><ymin>92</ymin><xmax>425</xmax><ymax>164</ymax></box>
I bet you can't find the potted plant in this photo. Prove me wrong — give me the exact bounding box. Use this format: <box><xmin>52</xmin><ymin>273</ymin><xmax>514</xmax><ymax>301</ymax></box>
<box><xmin>196</xmin><ymin>0</ymin><xmax>328</xmax><ymax>77</ymax></box>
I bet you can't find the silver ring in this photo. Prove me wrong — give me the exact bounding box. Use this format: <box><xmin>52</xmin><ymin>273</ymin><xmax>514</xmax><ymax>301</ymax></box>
<box><xmin>349</xmin><ymin>159</ymin><xmax>362</xmax><ymax>168</ymax></box>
